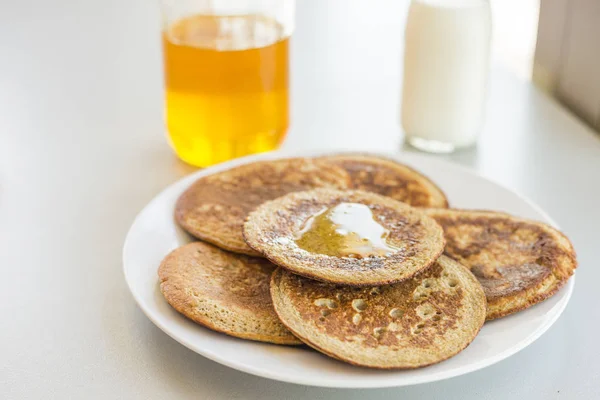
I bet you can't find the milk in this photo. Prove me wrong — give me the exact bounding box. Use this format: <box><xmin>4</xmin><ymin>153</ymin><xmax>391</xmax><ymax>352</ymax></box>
<box><xmin>401</xmin><ymin>0</ymin><xmax>491</xmax><ymax>152</ymax></box>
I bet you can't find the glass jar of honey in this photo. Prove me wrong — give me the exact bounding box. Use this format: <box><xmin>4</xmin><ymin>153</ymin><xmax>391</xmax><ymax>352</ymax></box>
<box><xmin>161</xmin><ymin>0</ymin><xmax>295</xmax><ymax>167</ymax></box>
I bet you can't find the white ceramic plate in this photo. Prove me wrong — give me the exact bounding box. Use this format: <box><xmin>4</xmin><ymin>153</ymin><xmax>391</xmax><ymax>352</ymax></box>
<box><xmin>123</xmin><ymin>150</ymin><xmax>575</xmax><ymax>388</ymax></box>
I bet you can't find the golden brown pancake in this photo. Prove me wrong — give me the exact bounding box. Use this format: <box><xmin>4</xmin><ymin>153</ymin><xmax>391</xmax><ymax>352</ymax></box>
<box><xmin>175</xmin><ymin>158</ymin><xmax>350</xmax><ymax>256</ymax></box>
<box><xmin>270</xmin><ymin>256</ymin><xmax>486</xmax><ymax>369</ymax></box>
<box><xmin>317</xmin><ymin>153</ymin><xmax>448</xmax><ymax>207</ymax></box>
<box><xmin>243</xmin><ymin>188</ymin><xmax>445</xmax><ymax>286</ymax></box>
<box><xmin>424</xmin><ymin>209</ymin><xmax>577</xmax><ymax>320</ymax></box>
<box><xmin>158</xmin><ymin>241</ymin><xmax>301</xmax><ymax>345</ymax></box>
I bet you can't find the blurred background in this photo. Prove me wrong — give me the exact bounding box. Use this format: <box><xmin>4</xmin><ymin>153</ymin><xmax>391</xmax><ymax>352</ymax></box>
<box><xmin>1</xmin><ymin>0</ymin><xmax>597</xmax><ymax>167</ymax></box>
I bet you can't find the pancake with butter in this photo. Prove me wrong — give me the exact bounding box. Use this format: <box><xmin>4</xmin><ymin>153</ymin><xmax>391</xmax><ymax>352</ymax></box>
<box><xmin>317</xmin><ymin>153</ymin><xmax>448</xmax><ymax>207</ymax></box>
<box><xmin>158</xmin><ymin>241</ymin><xmax>301</xmax><ymax>345</ymax></box>
<box><xmin>175</xmin><ymin>158</ymin><xmax>350</xmax><ymax>256</ymax></box>
<box><xmin>424</xmin><ymin>209</ymin><xmax>577</xmax><ymax>320</ymax></box>
<box><xmin>270</xmin><ymin>255</ymin><xmax>486</xmax><ymax>369</ymax></box>
<box><xmin>243</xmin><ymin>188</ymin><xmax>445</xmax><ymax>285</ymax></box>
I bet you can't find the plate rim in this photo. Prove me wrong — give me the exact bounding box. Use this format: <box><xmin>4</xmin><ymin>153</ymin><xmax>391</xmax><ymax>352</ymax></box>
<box><xmin>123</xmin><ymin>149</ymin><xmax>575</xmax><ymax>388</ymax></box>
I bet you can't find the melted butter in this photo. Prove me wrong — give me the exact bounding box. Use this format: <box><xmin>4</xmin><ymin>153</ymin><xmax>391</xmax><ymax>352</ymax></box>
<box><xmin>294</xmin><ymin>203</ymin><xmax>399</xmax><ymax>258</ymax></box>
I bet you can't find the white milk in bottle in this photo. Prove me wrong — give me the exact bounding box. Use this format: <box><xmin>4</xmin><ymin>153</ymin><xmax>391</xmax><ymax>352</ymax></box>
<box><xmin>401</xmin><ymin>0</ymin><xmax>491</xmax><ymax>153</ymax></box>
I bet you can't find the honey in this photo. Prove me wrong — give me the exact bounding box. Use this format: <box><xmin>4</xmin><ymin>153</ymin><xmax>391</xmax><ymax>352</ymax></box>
<box><xmin>294</xmin><ymin>203</ymin><xmax>399</xmax><ymax>258</ymax></box>
<box><xmin>163</xmin><ymin>14</ymin><xmax>289</xmax><ymax>167</ymax></box>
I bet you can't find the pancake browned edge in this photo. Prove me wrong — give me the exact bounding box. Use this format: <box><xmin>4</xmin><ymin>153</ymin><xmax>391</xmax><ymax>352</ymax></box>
<box><xmin>243</xmin><ymin>188</ymin><xmax>445</xmax><ymax>286</ymax></box>
<box><xmin>270</xmin><ymin>256</ymin><xmax>486</xmax><ymax>369</ymax></box>
<box><xmin>424</xmin><ymin>209</ymin><xmax>577</xmax><ymax>320</ymax></box>
<box><xmin>158</xmin><ymin>241</ymin><xmax>302</xmax><ymax>345</ymax></box>
<box><xmin>316</xmin><ymin>153</ymin><xmax>449</xmax><ymax>208</ymax></box>
<box><xmin>175</xmin><ymin>158</ymin><xmax>350</xmax><ymax>256</ymax></box>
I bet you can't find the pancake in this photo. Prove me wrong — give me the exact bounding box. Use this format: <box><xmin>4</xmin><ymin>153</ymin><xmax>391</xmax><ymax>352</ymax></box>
<box><xmin>424</xmin><ymin>209</ymin><xmax>577</xmax><ymax>320</ymax></box>
<box><xmin>158</xmin><ymin>241</ymin><xmax>301</xmax><ymax>345</ymax></box>
<box><xmin>243</xmin><ymin>188</ymin><xmax>445</xmax><ymax>286</ymax></box>
<box><xmin>175</xmin><ymin>158</ymin><xmax>350</xmax><ymax>256</ymax></box>
<box><xmin>270</xmin><ymin>256</ymin><xmax>486</xmax><ymax>369</ymax></box>
<box><xmin>317</xmin><ymin>153</ymin><xmax>448</xmax><ymax>207</ymax></box>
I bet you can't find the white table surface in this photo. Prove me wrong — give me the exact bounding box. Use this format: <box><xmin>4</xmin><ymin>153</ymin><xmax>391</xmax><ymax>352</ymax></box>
<box><xmin>2</xmin><ymin>0</ymin><xmax>600</xmax><ymax>399</ymax></box>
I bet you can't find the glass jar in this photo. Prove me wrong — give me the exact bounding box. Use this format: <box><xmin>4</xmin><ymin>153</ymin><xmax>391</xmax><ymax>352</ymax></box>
<box><xmin>160</xmin><ymin>0</ymin><xmax>295</xmax><ymax>167</ymax></box>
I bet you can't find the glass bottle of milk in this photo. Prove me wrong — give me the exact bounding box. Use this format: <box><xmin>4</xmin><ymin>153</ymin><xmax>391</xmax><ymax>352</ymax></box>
<box><xmin>401</xmin><ymin>0</ymin><xmax>492</xmax><ymax>153</ymax></box>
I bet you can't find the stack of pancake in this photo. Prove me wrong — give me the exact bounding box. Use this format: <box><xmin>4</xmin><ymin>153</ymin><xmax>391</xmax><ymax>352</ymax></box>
<box><xmin>159</xmin><ymin>154</ymin><xmax>577</xmax><ymax>369</ymax></box>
